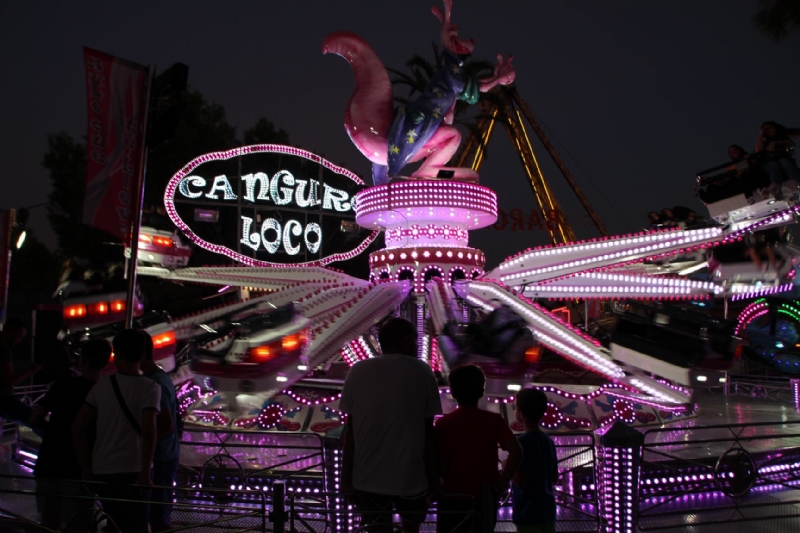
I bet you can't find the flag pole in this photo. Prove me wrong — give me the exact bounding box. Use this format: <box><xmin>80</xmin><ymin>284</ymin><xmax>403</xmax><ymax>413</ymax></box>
<box><xmin>124</xmin><ymin>64</ymin><xmax>156</xmax><ymax>329</ymax></box>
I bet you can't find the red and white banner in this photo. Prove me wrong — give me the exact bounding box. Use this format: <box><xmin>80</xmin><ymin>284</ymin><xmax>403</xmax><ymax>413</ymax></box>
<box><xmin>82</xmin><ymin>47</ymin><xmax>149</xmax><ymax>245</ymax></box>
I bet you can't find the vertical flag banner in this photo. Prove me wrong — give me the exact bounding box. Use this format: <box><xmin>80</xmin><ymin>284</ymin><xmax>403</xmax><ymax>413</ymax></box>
<box><xmin>82</xmin><ymin>47</ymin><xmax>149</xmax><ymax>244</ymax></box>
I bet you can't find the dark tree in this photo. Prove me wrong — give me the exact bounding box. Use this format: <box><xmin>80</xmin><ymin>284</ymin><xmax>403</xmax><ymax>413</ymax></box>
<box><xmin>43</xmin><ymin>132</ymin><xmax>120</xmax><ymax>266</ymax></box>
<box><xmin>8</xmin><ymin>233</ymin><xmax>60</xmax><ymax>293</ymax></box>
<box><xmin>42</xmin><ymin>88</ymin><xmax>290</xmax><ymax>317</ymax></box>
<box><xmin>754</xmin><ymin>0</ymin><xmax>800</xmax><ymax>41</ymax></box>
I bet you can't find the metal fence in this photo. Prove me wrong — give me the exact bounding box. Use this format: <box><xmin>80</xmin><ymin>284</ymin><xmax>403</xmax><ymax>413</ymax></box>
<box><xmin>637</xmin><ymin>419</ymin><xmax>800</xmax><ymax>531</ymax></box>
<box><xmin>0</xmin><ymin>473</ymin><xmax>269</xmax><ymax>533</ymax></box>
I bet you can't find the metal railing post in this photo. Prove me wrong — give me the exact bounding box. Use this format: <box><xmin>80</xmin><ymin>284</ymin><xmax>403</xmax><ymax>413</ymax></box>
<box><xmin>599</xmin><ymin>421</ymin><xmax>644</xmax><ymax>533</ymax></box>
<box><xmin>272</xmin><ymin>481</ymin><xmax>287</xmax><ymax>533</ymax></box>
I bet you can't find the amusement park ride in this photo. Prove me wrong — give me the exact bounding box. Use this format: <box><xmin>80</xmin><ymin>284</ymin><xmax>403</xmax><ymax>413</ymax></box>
<box><xmin>10</xmin><ymin>4</ymin><xmax>800</xmax><ymax>533</ymax></box>
<box><xmin>54</xmin><ymin>0</ymin><xmax>800</xmax><ymax>434</ymax></box>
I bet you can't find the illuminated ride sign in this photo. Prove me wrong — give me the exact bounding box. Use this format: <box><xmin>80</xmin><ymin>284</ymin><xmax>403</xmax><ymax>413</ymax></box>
<box><xmin>164</xmin><ymin>145</ymin><xmax>378</xmax><ymax>267</ymax></box>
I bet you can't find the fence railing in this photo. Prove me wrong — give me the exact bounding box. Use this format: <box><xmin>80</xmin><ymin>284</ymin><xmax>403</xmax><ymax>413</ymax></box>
<box><xmin>636</xmin><ymin>419</ymin><xmax>800</xmax><ymax>530</ymax></box>
<box><xmin>0</xmin><ymin>473</ymin><xmax>269</xmax><ymax>533</ymax></box>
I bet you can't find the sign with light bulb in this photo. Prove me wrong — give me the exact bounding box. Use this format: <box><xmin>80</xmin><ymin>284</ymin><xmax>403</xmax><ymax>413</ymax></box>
<box><xmin>165</xmin><ymin>145</ymin><xmax>378</xmax><ymax>267</ymax></box>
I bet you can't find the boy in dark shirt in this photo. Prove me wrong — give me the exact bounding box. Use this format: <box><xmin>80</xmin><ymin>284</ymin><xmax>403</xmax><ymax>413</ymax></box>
<box><xmin>30</xmin><ymin>339</ymin><xmax>112</xmax><ymax>531</ymax></box>
<box><xmin>435</xmin><ymin>364</ymin><xmax>522</xmax><ymax>533</ymax></box>
<box><xmin>140</xmin><ymin>330</ymin><xmax>181</xmax><ymax>533</ymax></box>
<box><xmin>512</xmin><ymin>389</ymin><xmax>558</xmax><ymax>533</ymax></box>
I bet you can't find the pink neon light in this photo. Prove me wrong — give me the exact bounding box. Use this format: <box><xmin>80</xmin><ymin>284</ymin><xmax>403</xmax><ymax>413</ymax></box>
<box><xmin>354</xmin><ymin>180</ymin><xmax>498</xmax><ymax>229</ymax></box>
<box><xmin>385</xmin><ymin>223</ymin><xmax>469</xmax><ymax>248</ymax></box>
<box><xmin>735</xmin><ymin>301</ymin><xmax>770</xmax><ymax>335</ymax></box>
<box><xmin>163</xmin><ymin>144</ymin><xmax>379</xmax><ymax>267</ymax></box>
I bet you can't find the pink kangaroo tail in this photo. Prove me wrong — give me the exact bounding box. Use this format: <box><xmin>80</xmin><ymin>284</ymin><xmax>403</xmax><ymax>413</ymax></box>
<box><xmin>323</xmin><ymin>31</ymin><xmax>392</xmax><ymax>165</ymax></box>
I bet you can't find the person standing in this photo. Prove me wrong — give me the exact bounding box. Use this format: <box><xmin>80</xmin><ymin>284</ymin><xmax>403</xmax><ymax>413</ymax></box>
<box><xmin>73</xmin><ymin>329</ymin><xmax>161</xmax><ymax>533</ymax></box>
<box><xmin>139</xmin><ymin>330</ymin><xmax>180</xmax><ymax>533</ymax></box>
<box><xmin>31</xmin><ymin>339</ymin><xmax>112</xmax><ymax>531</ymax></box>
<box><xmin>435</xmin><ymin>364</ymin><xmax>522</xmax><ymax>533</ymax></box>
<box><xmin>0</xmin><ymin>318</ymin><xmax>43</xmax><ymax>429</ymax></box>
<box><xmin>340</xmin><ymin>318</ymin><xmax>443</xmax><ymax>533</ymax></box>
<box><xmin>512</xmin><ymin>389</ymin><xmax>559</xmax><ymax>533</ymax></box>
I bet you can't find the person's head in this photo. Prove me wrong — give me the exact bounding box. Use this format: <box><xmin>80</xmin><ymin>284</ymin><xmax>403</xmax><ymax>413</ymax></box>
<box><xmin>515</xmin><ymin>388</ymin><xmax>548</xmax><ymax>428</ymax></box>
<box><xmin>661</xmin><ymin>208</ymin><xmax>674</xmax><ymax>219</ymax></box>
<box><xmin>728</xmin><ymin>144</ymin><xmax>748</xmax><ymax>161</ymax></box>
<box><xmin>648</xmin><ymin>211</ymin><xmax>660</xmax><ymax>223</ymax></box>
<box><xmin>762</xmin><ymin>121</ymin><xmax>779</xmax><ymax>137</ymax></box>
<box><xmin>2</xmin><ymin>318</ymin><xmax>27</xmax><ymax>346</ymax></box>
<box><xmin>448</xmin><ymin>364</ymin><xmax>485</xmax><ymax>407</ymax></box>
<box><xmin>112</xmin><ymin>329</ymin><xmax>147</xmax><ymax>366</ymax></box>
<box><xmin>79</xmin><ymin>339</ymin><xmax>112</xmax><ymax>373</ymax></box>
<box><xmin>378</xmin><ymin>318</ymin><xmax>418</xmax><ymax>357</ymax></box>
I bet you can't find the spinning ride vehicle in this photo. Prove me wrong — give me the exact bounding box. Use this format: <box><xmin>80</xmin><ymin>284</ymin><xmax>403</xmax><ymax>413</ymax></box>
<box><xmin>57</xmin><ymin>280</ymin><xmax>144</xmax><ymax>332</ymax></box>
<box><xmin>706</xmin><ymin>226</ymin><xmax>800</xmax><ymax>285</ymax></box>
<box><xmin>68</xmin><ymin>311</ymin><xmax>178</xmax><ymax>372</ymax></box>
<box><xmin>609</xmin><ymin>300</ymin><xmax>737</xmax><ymax>389</ymax></box>
<box><xmin>189</xmin><ymin>304</ymin><xmax>311</xmax><ymax>400</ymax></box>
<box><xmin>696</xmin><ymin>147</ymin><xmax>800</xmax><ymax>227</ymax></box>
<box><xmin>126</xmin><ymin>212</ymin><xmax>192</xmax><ymax>268</ymax></box>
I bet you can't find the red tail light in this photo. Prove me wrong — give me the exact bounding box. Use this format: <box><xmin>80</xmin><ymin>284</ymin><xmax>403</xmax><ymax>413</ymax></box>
<box><xmin>152</xmin><ymin>236</ymin><xmax>174</xmax><ymax>248</ymax></box>
<box><xmin>87</xmin><ymin>302</ymin><xmax>109</xmax><ymax>315</ymax></box>
<box><xmin>140</xmin><ymin>233</ymin><xmax>173</xmax><ymax>248</ymax></box>
<box><xmin>524</xmin><ymin>346</ymin><xmax>542</xmax><ymax>364</ymax></box>
<box><xmin>63</xmin><ymin>304</ymin><xmax>87</xmax><ymax>319</ymax></box>
<box><xmin>282</xmin><ymin>333</ymin><xmax>303</xmax><ymax>351</ymax></box>
<box><xmin>110</xmin><ymin>300</ymin><xmax>126</xmax><ymax>313</ymax></box>
<box><xmin>152</xmin><ymin>330</ymin><xmax>176</xmax><ymax>348</ymax></box>
<box><xmin>249</xmin><ymin>341</ymin><xmax>281</xmax><ymax>363</ymax></box>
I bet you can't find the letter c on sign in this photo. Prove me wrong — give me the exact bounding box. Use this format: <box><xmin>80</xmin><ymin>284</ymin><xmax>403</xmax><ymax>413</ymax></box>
<box><xmin>180</xmin><ymin>176</ymin><xmax>206</xmax><ymax>199</ymax></box>
<box><xmin>283</xmin><ymin>220</ymin><xmax>303</xmax><ymax>255</ymax></box>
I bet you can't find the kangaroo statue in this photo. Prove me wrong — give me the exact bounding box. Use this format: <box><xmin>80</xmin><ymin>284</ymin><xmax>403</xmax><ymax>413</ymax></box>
<box><xmin>323</xmin><ymin>0</ymin><xmax>515</xmax><ymax>186</ymax></box>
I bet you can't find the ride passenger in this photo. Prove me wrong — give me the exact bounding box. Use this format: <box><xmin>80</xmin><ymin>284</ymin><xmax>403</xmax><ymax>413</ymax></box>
<box><xmin>755</xmin><ymin>121</ymin><xmax>800</xmax><ymax>198</ymax></box>
<box><xmin>435</xmin><ymin>364</ymin><xmax>522</xmax><ymax>533</ymax></box>
<box><xmin>746</xmin><ymin>227</ymin><xmax>787</xmax><ymax>272</ymax></box>
<box><xmin>647</xmin><ymin>211</ymin><xmax>661</xmax><ymax>230</ymax></box>
<box><xmin>660</xmin><ymin>208</ymin><xmax>678</xmax><ymax>228</ymax></box>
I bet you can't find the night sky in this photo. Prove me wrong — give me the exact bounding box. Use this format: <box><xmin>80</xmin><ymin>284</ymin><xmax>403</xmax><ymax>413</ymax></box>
<box><xmin>2</xmin><ymin>1</ymin><xmax>800</xmax><ymax>269</ymax></box>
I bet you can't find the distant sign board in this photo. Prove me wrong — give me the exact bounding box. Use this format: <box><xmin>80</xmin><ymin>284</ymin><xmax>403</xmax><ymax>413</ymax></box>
<box><xmin>164</xmin><ymin>145</ymin><xmax>378</xmax><ymax>267</ymax></box>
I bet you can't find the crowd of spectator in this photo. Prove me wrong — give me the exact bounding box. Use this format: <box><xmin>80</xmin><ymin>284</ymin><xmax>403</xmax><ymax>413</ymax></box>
<box><xmin>341</xmin><ymin>318</ymin><xmax>558</xmax><ymax>533</ymax></box>
<box><xmin>0</xmin><ymin>324</ymin><xmax>179</xmax><ymax>533</ymax></box>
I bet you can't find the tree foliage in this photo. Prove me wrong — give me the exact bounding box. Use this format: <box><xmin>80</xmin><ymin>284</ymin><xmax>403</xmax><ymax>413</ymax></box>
<box><xmin>753</xmin><ymin>0</ymin><xmax>800</xmax><ymax>41</ymax></box>
<box><xmin>9</xmin><ymin>234</ymin><xmax>60</xmax><ymax>293</ymax></box>
<box><xmin>42</xmin><ymin>88</ymin><xmax>290</xmax><ymax>314</ymax></box>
